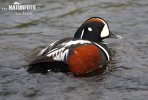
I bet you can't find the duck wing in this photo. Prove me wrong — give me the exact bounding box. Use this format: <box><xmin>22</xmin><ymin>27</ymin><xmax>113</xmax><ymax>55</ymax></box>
<box><xmin>27</xmin><ymin>38</ymin><xmax>71</xmax><ymax>73</ymax></box>
<box><xmin>27</xmin><ymin>38</ymin><xmax>93</xmax><ymax>74</ymax></box>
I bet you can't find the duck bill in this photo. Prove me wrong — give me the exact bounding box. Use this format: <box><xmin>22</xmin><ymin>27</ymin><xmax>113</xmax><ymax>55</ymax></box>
<box><xmin>109</xmin><ymin>31</ymin><xmax>122</xmax><ymax>39</ymax></box>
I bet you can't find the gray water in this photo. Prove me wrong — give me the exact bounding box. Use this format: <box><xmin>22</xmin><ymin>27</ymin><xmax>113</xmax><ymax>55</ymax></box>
<box><xmin>0</xmin><ymin>0</ymin><xmax>148</xmax><ymax>100</ymax></box>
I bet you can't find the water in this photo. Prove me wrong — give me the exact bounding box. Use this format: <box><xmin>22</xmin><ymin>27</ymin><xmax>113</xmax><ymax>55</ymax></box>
<box><xmin>0</xmin><ymin>0</ymin><xmax>148</xmax><ymax>100</ymax></box>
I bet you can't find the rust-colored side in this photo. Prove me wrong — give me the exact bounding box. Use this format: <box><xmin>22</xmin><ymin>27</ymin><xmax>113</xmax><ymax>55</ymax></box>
<box><xmin>67</xmin><ymin>45</ymin><xmax>102</xmax><ymax>75</ymax></box>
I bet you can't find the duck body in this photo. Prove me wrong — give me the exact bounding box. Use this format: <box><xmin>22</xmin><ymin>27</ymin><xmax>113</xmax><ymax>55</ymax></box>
<box><xmin>27</xmin><ymin>38</ymin><xmax>109</xmax><ymax>75</ymax></box>
<box><xmin>27</xmin><ymin>17</ymin><xmax>121</xmax><ymax>75</ymax></box>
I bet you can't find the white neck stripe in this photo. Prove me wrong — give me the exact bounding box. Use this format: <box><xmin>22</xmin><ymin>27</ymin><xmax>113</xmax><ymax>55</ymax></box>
<box><xmin>94</xmin><ymin>43</ymin><xmax>110</xmax><ymax>61</ymax></box>
<box><xmin>80</xmin><ymin>29</ymin><xmax>84</xmax><ymax>39</ymax></box>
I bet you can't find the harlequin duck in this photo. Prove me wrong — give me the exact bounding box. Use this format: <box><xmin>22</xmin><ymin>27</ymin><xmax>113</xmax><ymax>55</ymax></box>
<box><xmin>74</xmin><ymin>17</ymin><xmax>121</xmax><ymax>43</ymax></box>
<box><xmin>27</xmin><ymin>17</ymin><xmax>121</xmax><ymax>76</ymax></box>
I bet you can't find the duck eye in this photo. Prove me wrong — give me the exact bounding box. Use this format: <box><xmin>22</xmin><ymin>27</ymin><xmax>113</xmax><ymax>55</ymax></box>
<box><xmin>88</xmin><ymin>27</ymin><xmax>92</xmax><ymax>31</ymax></box>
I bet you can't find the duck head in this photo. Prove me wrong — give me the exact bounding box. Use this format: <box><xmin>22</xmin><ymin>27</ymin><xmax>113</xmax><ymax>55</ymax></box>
<box><xmin>74</xmin><ymin>17</ymin><xmax>121</xmax><ymax>43</ymax></box>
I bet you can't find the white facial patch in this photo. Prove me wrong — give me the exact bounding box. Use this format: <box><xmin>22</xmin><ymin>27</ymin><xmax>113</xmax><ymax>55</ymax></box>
<box><xmin>100</xmin><ymin>20</ymin><xmax>109</xmax><ymax>38</ymax></box>
<box><xmin>88</xmin><ymin>27</ymin><xmax>92</xmax><ymax>31</ymax></box>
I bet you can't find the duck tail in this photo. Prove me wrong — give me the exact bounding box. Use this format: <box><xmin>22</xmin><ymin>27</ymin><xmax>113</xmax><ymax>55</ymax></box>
<box><xmin>26</xmin><ymin>59</ymin><xmax>69</xmax><ymax>74</ymax></box>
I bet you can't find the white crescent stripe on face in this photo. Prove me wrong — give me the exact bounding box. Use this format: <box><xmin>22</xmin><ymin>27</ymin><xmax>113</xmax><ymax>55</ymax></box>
<box><xmin>80</xmin><ymin>29</ymin><xmax>84</xmax><ymax>39</ymax></box>
<box><xmin>100</xmin><ymin>19</ymin><xmax>109</xmax><ymax>38</ymax></box>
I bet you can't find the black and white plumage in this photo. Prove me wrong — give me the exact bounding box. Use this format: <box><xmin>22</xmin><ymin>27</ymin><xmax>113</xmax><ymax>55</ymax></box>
<box><xmin>27</xmin><ymin>38</ymin><xmax>109</xmax><ymax>74</ymax></box>
<box><xmin>27</xmin><ymin>17</ymin><xmax>121</xmax><ymax>75</ymax></box>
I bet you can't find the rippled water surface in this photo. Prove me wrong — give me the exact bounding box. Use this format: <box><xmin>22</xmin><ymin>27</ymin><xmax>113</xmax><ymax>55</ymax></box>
<box><xmin>0</xmin><ymin>0</ymin><xmax>148</xmax><ymax>100</ymax></box>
